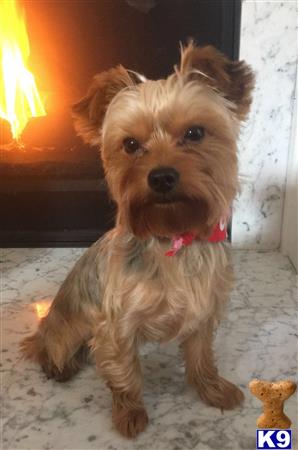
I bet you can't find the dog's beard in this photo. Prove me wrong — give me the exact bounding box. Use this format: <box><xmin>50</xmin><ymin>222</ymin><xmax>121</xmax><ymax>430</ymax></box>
<box><xmin>124</xmin><ymin>195</ymin><xmax>213</xmax><ymax>239</ymax></box>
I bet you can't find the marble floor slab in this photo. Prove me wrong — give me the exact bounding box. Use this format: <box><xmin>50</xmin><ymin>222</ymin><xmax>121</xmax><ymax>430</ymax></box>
<box><xmin>1</xmin><ymin>248</ymin><xmax>297</xmax><ymax>450</ymax></box>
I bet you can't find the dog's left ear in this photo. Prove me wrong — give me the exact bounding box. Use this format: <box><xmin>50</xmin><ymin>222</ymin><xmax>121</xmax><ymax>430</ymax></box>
<box><xmin>72</xmin><ymin>65</ymin><xmax>139</xmax><ymax>146</ymax></box>
<box><xmin>179</xmin><ymin>42</ymin><xmax>255</xmax><ymax>120</ymax></box>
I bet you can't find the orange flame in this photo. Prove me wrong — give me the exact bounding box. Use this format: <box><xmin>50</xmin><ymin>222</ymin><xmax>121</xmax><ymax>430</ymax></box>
<box><xmin>35</xmin><ymin>300</ymin><xmax>51</xmax><ymax>319</ymax></box>
<box><xmin>0</xmin><ymin>0</ymin><xmax>46</xmax><ymax>140</ymax></box>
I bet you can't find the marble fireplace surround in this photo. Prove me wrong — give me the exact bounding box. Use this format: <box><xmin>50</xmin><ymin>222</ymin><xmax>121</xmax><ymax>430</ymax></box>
<box><xmin>232</xmin><ymin>0</ymin><xmax>297</xmax><ymax>250</ymax></box>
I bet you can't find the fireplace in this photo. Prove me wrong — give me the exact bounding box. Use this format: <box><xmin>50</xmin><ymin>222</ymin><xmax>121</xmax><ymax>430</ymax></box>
<box><xmin>0</xmin><ymin>0</ymin><xmax>241</xmax><ymax>247</ymax></box>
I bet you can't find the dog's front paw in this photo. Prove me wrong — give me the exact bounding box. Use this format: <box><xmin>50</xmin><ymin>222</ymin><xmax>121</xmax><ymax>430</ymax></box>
<box><xmin>112</xmin><ymin>405</ymin><xmax>149</xmax><ymax>438</ymax></box>
<box><xmin>198</xmin><ymin>376</ymin><xmax>244</xmax><ymax>410</ymax></box>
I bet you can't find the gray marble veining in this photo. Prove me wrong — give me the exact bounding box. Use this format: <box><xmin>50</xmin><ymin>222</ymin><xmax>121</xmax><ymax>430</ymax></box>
<box><xmin>232</xmin><ymin>0</ymin><xmax>298</xmax><ymax>249</ymax></box>
<box><xmin>1</xmin><ymin>247</ymin><xmax>297</xmax><ymax>450</ymax></box>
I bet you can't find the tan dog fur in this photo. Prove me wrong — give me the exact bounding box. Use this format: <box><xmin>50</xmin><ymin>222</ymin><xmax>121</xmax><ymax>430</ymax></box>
<box><xmin>21</xmin><ymin>43</ymin><xmax>254</xmax><ymax>438</ymax></box>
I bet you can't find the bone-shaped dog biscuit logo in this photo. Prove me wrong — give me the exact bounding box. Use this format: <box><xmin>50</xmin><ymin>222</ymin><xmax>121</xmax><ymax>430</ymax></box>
<box><xmin>249</xmin><ymin>379</ymin><xmax>297</xmax><ymax>429</ymax></box>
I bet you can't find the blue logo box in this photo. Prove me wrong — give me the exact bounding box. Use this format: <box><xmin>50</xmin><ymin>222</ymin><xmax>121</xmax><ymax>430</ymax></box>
<box><xmin>256</xmin><ymin>429</ymin><xmax>292</xmax><ymax>449</ymax></box>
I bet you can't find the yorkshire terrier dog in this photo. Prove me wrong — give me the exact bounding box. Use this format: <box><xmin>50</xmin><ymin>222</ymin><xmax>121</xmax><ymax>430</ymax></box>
<box><xmin>21</xmin><ymin>43</ymin><xmax>254</xmax><ymax>438</ymax></box>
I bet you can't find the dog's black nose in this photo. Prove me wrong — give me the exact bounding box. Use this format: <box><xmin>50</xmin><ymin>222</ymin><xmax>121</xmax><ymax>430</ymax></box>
<box><xmin>148</xmin><ymin>167</ymin><xmax>179</xmax><ymax>193</ymax></box>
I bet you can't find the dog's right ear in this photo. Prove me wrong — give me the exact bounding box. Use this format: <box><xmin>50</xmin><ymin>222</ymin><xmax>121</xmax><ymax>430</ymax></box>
<box><xmin>179</xmin><ymin>42</ymin><xmax>255</xmax><ymax>121</ymax></box>
<box><xmin>72</xmin><ymin>65</ymin><xmax>137</xmax><ymax>146</ymax></box>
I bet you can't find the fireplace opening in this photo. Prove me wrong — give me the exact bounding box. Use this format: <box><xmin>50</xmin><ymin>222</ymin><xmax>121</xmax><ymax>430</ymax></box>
<box><xmin>0</xmin><ymin>0</ymin><xmax>241</xmax><ymax>247</ymax></box>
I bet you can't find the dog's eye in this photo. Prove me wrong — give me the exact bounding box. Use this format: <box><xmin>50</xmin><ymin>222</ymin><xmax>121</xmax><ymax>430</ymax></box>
<box><xmin>184</xmin><ymin>126</ymin><xmax>204</xmax><ymax>142</ymax></box>
<box><xmin>123</xmin><ymin>137</ymin><xmax>140</xmax><ymax>154</ymax></box>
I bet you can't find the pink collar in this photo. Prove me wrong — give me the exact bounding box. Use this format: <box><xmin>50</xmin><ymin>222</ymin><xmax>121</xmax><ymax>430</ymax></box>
<box><xmin>165</xmin><ymin>216</ymin><xmax>228</xmax><ymax>257</ymax></box>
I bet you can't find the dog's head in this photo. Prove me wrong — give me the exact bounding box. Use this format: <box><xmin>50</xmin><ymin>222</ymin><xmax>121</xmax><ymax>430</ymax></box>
<box><xmin>72</xmin><ymin>43</ymin><xmax>254</xmax><ymax>239</ymax></box>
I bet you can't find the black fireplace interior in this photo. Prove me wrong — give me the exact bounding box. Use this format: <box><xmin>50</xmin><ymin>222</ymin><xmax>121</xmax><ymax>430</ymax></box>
<box><xmin>0</xmin><ymin>0</ymin><xmax>241</xmax><ymax>247</ymax></box>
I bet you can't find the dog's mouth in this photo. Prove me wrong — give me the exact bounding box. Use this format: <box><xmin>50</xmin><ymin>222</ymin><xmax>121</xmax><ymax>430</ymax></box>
<box><xmin>154</xmin><ymin>198</ymin><xmax>179</xmax><ymax>205</ymax></box>
<box><xmin>126</xmin><ymin>192</ymin><xmax>212</xmax><ymax>239</ymax></box>
<box><xmin>150</xmin><ymin>193</ymin><xmax>187</xmax><ymax>205</ymax></box>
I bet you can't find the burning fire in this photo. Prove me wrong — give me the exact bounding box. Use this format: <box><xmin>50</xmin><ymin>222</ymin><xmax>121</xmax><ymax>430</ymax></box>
<box><xmin>0</xmin><ymin>0</ymin><xmax>46</xmax><ymax>141</ymax></box>
<box><xmin>35</xmin><ymin>300</ymin><xmax>51</xmax><ymax>319</ymax></box>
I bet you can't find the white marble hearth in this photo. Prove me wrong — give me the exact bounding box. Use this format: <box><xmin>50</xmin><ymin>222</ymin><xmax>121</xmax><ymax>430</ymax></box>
<box><xmin>1</xmin><ymin>248</ymin><xmax>297</xmax><ymax>450</ymax></box>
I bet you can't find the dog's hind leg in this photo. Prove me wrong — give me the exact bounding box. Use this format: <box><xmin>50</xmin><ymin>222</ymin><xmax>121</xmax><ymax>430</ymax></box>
<box><xmin>21</xmin><ymin>306</ymin><xmax>93</xmax><ymax>381</ymax></box>
<box><xmin>21</xmin><ymin>241</ymin><xmax>103</xmax><ymax>381</ymax></box>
